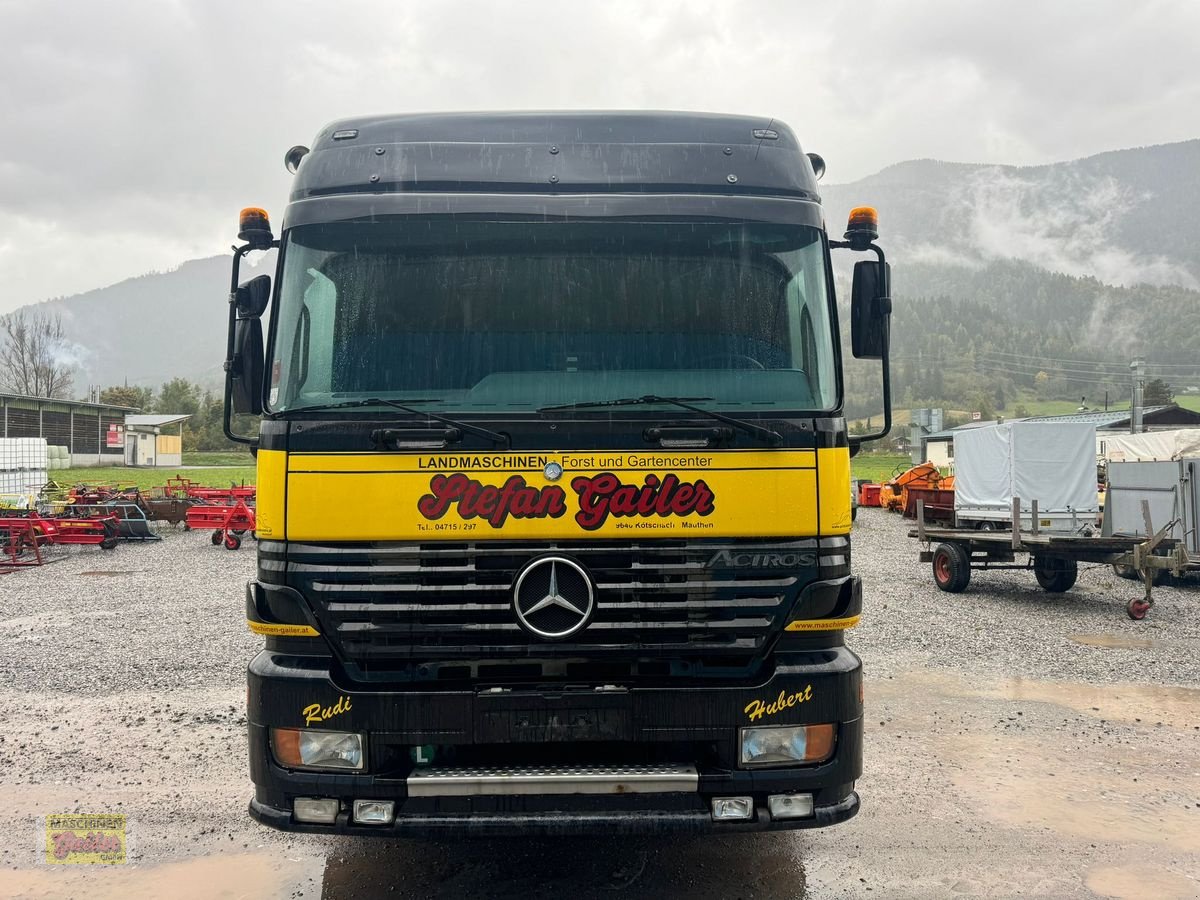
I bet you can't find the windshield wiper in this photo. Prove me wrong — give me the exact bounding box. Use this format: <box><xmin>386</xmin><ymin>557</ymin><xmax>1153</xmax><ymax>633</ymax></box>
<box><xmin>538</xmin><ymin>394</ymin><xmax>782</xmax><ymax>446</ymax></box>
<box><xmin>283</xmin><ymin>398</ymin><xmax>510</xmax><ymax>448</ymax></box>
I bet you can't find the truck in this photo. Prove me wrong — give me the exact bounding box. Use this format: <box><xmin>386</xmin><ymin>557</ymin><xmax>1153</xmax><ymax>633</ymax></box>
<box><xmin>224</xmin><ymin>111</ymin><xmax>893</xmax><ymax>836</ymax></box>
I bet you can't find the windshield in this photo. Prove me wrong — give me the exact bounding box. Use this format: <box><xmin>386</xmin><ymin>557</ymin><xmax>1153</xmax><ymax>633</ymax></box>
<box><xmin>269</xmin><ymin>219</ymin><xmax>838</xmax><ymax>413</ymax></box>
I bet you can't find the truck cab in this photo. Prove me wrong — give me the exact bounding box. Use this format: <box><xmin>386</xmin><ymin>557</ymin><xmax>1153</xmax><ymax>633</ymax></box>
<box><xmin>227</xmin><ymin>111</ymin><xmax>891</xmax><ymax>835</ymax></box>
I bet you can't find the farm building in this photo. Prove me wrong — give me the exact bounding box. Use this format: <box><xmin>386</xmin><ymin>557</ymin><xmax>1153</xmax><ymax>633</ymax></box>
<box><xmin>124</xmin><ymin>414</ymin><xmax>191</xmax><ymax>467</ymax></box>
<box><xmin>0</xmin><ymin>392</ymin><xmax>136</xmax><ymax>467</ymax></box>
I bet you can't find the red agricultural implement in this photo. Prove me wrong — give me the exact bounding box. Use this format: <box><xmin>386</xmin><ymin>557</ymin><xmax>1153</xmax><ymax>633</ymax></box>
<box><xmin>165</xmin><ymin>476</ymin><xmax>255</xmax><ymax>505</ymax></box>
<box><xmin>0</xmin><ymin>512</ymin><xmax>119</xmax><ymax>568</ymax></box>
<box><xmin>185</xmin><ymin>498</ymin><xmax>256</xmax><ymax>549</ymax></box>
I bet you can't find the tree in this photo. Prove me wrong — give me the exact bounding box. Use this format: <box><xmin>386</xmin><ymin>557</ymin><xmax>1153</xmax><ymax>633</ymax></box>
<box><xmin>1143</xmin><ymin>378</ymin><xmax>1174</xmax><ymax>406</ymax></box>
<box><xmin>156</xmin><ymin>377</ymin><xmax>201</xmax><ymax>417</ymax></box>
<box><xmin>99</xmin><ymin>385</ymin><xmax>154</xmax><ymax>410</ymax></box>
<box><xmin>0</xmin><ymin>310</ymin><xmax>74</xmax><ymax>398</ymax></box>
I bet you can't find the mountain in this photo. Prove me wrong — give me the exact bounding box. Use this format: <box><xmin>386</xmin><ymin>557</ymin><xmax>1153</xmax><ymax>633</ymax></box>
<box><xmin>821</xmin><ymin>138</ymin><xmax>1200</xmax><ymax>290</ymax></box>
<box><xmin>9</xmin><ymin>138</ymin><xmax>1200</xmax><ymax>410</ymax></box>
<box><xmin>22</xmin><ymin>252</ymin><xmax>274</xmax><ymax>392</ymax></box>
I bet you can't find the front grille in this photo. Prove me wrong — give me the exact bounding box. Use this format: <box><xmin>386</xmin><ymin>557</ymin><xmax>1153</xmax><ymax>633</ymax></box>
<box><xmin>274</xmin><ymin>537</ymin><xmax>848</xmax><ymax>678</ymax></box>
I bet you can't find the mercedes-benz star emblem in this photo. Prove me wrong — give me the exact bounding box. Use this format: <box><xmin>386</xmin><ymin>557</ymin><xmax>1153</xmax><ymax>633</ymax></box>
<box><xmin>544</xmin><ymin>461</ymin><xmax>563</xmax><ymax>481</ymax></box>
<box><xmin>512</xmin><ymin>557</ymin><xmax>594</xmax><ymax>640</ymax></box>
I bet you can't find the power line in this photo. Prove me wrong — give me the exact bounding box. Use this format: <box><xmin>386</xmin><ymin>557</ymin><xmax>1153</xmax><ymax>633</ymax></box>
<box><xmin>968</xmin><ymin>349</ymin><xmax>1132</xmax><ymax>370</ymax></box>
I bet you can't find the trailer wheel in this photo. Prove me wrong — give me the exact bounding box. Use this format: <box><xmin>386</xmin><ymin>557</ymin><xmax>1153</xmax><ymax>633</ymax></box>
<box><xmin>932</xmin><ymin>543</ymin><xmax>971</xmax><ymax>592</ymax></box>
<box><xmin>1112</xmin><ymin>563</ymin><xmax>1137</xmax><ymax>580</ymax></box>
<box><xmin>225</xmin><ymin>534</ymin><xmax>242</xmax><ymax>550</ymax></box>
<box><xmin>99</xmin><ymin>537</ymin><xmax>118</xmax><ymax>551</ymax></box>
<box><xmin>211</xmin><ymin>530</ymin><xmax>223</xmax><ymax>545</ymax></box>
<box><xmin>1033</xmin><ymin>555</ymin><xmax>1078</xmax><ymax>592</ymax></box>
<box><xmin>977</xmin><ymin>521</ymin><xmax>996</xmax><ymax>532</ymax></box>
<box><xmin>1126</xmin><ymin>598</ymin><xmax>1151</xmax><ymax>620</ymax></box>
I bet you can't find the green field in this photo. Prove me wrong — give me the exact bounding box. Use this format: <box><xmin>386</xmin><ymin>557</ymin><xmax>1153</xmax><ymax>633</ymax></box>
<box><xmin>47</xmin><ymin>466</ymin><xmax>257</xmax><ymax>491</ymax></box>
<box><xmin>181</xmin><ymin>451</ymin><xmax>255</xmax><ymax>466</ymax></box>
<box><xmin>851</xmin><ymin>453</ymin><xmax>910</xmax><ymax>484</ymax></box>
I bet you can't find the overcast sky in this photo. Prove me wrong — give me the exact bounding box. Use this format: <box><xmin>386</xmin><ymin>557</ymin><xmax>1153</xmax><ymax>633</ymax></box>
<box><xmin>1</xmin><ymin>0</ymin><xmax>1198</xmax><ymax>311</ymax></box>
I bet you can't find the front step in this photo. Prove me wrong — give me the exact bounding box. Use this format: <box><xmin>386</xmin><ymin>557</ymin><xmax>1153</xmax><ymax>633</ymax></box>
<box><xmin>407</xmin><ymin>763</ymin><xmax>699</xmax><ymax>797</ymax></box>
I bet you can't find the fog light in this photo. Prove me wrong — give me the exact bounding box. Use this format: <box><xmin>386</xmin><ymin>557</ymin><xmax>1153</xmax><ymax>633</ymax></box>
<box><xmin>293</xmin><ymin>797</ymin><xmax>339</xmax><ymax>824</ymax></box>
<box><xmin>272</xmin><ymin>728</ymin><xmax>364</xmax><ymax>771</ymax></box>
<box><xmin>353</xmin><ymin>800</ymin><xmax>395</xmax><ymax>825</ymax></box>
<box><xmin>740</xmin><ymin>724</ymin><xmax>835</xmax><ymax>767</ymax></box>
<box><xmin>768</xmin><ymin>793</ymin><xmax>814</xmax><ymax>820</ymax></box>
<box><xmin>711</xmin><ymin>796</ymin><xmax>754</xmax><ymax>821</ymax></box>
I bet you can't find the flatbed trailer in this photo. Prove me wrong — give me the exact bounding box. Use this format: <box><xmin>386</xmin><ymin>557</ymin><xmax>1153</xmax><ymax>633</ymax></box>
<box><xmin>909</xmin><ymin>497</ymin><xmax>1194</xmax><ymax>620</ymax></box>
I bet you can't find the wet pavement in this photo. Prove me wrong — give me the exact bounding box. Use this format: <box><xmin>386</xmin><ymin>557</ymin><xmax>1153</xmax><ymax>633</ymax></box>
<box><xmin>1</xmin><ymin>512</ymin><xmax>1198</xmax><ymax>898</ymax></box>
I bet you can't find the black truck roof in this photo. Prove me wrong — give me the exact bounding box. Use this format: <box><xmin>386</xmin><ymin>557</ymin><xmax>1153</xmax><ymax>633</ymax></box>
<box><xmin>288</xmin><ymin>111</ymin><xmax>821</xmax><ymax>203</ymax></box>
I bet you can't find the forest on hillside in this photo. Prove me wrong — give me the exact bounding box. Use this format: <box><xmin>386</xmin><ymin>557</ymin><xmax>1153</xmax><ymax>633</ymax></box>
<box><xmin>843</xmin><ymin>258</ymin><xmax>1200</xmax><ymax>421</ymax></box>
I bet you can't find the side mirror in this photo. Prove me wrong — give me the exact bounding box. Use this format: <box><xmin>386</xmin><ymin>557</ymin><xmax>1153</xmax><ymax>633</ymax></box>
<box><xmin>229</xmin><ymin>318</ymin><xmax>264</xmax><ymax>415</ymax></box>
<box><xmin>235</xmin><ymin>275</ymin><xmax>271</xmax><ymax>318</ymax></box>
<box><xmin>851</xmin><ymin>260</ymin><xmax>891</xmax><ymax>360</ymax></box>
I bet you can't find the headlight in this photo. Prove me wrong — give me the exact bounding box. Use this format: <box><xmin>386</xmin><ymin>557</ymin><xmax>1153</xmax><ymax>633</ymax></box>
<box><xmin>272</xmin><ymin>728</ymin><xmax>364</xmax><ymax>771</ymax></box>
<box><xmin>739</xmin><ymin>724</ymin><xmax>835</xmax><ymax>767</ymax></box>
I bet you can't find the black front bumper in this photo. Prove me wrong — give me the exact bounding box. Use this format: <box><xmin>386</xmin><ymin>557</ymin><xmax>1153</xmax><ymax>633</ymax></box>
<box><xmin>249</xmin><ymin>792</ymin><xmax>859</xmax><ymax>837</ymax></box>
<box><xmin>247</xmin><ymin>648</ymin><xmax>862</xmax><ymax>837</ymax></box>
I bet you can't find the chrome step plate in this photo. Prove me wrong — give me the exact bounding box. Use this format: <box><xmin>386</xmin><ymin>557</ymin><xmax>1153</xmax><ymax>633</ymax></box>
<box><xmin>407</xmin><ymin>763</ymin><xmax>699</xmax><ymax>797</ymax></box>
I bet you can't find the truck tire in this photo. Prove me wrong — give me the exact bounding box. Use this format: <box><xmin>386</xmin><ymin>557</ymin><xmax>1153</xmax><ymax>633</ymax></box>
<box><xmin>1034</xmin><ymin>555</ymin><xmax>1077</xmax><ymax>592</ymax></box>
<box><xmin>932</xmin><ymin>542</ymin><xmax>971</xmax><ymax>592</ymax></box>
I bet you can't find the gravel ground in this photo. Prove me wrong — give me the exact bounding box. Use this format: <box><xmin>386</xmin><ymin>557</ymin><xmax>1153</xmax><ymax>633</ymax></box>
<box><xmin>0</xmin><ymin>512</ymin><xmax>1197</xmax><ymax>899</ymax></box>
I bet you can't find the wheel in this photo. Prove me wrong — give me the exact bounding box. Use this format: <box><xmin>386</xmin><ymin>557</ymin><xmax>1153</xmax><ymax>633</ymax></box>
<box><xmin>224</xmin><ymin>534</ymin><xmax>242</xmax><ymax>550</ymax></box>
<box><xmin>1112</xmin><ymin>563</ymin><xmax>1137</xmax><ymax>580</ymax></box>
<box><xmin>183</xmin><ymin>523</ymin><xmax>191</xmax><ymax>531</ymax></box>
<box><xmin>1033</xmin><ymin>555</ymin><xmax>1078</xmax><ymax>592</ymax></box>
<box><xmin>232</xmin><ymin>529</ymin><xmax>246</xmax><ymax>536</ymax></box>
<box><xmin>1127</xmin><ymin>598</ymin><xmax>1151</xmax><ymax>620</ymax></box>
<box><xmin>977</xmin><ymin>521</ymin><xmax>996</xmax><ymax>532</ymax></box>
<box><xmin>932</xmin><ymin>542</ymin><xmax>971</xmax><ymax>592</ymax></box>
<box><xmin>99</xmin><ymin>537</ymin><xmax>118</xmax><ymax>551</ymax></box>
<box><xmin>211</xmin><ymin>530</ymin><xmax>223</xmax><ymax>545</ymax></box>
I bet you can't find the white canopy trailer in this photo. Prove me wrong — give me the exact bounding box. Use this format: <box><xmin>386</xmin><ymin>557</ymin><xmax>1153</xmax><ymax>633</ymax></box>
<box><xmin>1102</xmin><ymin>428</ymin><xmax>1200</xmax><ymax>463</ymax></box>
<box><xmin>954</xmin><ymin>421</ymin><xmax>1098</xmax><ymax>532</ymax></box>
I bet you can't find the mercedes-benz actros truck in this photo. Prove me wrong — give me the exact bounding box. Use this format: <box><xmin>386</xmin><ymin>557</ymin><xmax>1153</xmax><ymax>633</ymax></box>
<box><xmin>225</xmin><ymin>111</ymin><xmax>892</xmax><ymax>836</ymax></box>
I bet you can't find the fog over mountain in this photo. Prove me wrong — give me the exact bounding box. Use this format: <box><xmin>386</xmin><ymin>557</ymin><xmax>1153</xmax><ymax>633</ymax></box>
<box><xmin>14</xmin><ymin>138</ymin><xmax>1200</xmax><ymax>399</ymax></box>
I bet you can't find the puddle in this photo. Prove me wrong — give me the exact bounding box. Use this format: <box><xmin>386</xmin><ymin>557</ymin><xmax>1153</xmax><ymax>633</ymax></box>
<box><xmin>1085</xmin><ymin>863</ymin><xmax>1199</xmax><ymax>899</ymax></box>
<box><xmin>0</xmin><ymin>851</ymin><xmax>322</xmax><ymax>900</ymax></box>
<box><xmin>999</xmin><ymin>676</ymin><xmax>1200</xmax><ymax>728</ymax></box>
<box><xmin>873</xmin><ymin>670</ymin><xmax>1200</xmax><ymax>856</ymax></box>
<box><xmin>880</xmin><ymin>668</ymin><xmax>1200</xmax><ymax>729</ymax></box>
<box><xmin>1069</xmin><ymin>633</ymin><xmax>1160</xmax><ymax>650</ymax></box>
<box><xmin>318</xmin><ymin>834</ymin><xmax>806</xmax><ymax>899</ymax></box>
<box><xmin>946</xmin><ymin>727</ymin><xmax>1200</xmax><ymax>854</ymax></box>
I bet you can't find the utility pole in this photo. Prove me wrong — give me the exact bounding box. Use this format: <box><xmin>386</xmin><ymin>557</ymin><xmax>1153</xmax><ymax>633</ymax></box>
<box><xmin>1130</xmin><ymin>357</ymin><xmax>1145</xmax><ymax>434</ymax></box>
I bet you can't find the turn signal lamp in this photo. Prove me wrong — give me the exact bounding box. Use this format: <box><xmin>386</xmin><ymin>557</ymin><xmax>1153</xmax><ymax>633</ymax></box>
<box><xmin>844</xmin><ymin>206</ymin><xmax>879</xmax><ymax>250</ymax></box>
<box><xmin>238</xmin><ymin>207</ymin><xmax>274</xmax><ymax>249</ymax></box>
